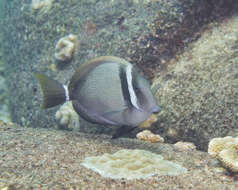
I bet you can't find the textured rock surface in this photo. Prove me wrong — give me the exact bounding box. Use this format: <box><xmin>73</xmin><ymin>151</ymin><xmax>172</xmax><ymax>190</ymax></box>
<box><xmin>1</xmin><ymin>122</ymin><xmax>238</xmax><ymax>190</ymax></box>
<box><xmin>152</xmin><ymin>15</ymin><xmax>238</xmax><ymax>150</ymax></box>
<box><xmin>3</xmin><ymin>0</ymin><xmax>238</xmax><ymax>140</ymax></box>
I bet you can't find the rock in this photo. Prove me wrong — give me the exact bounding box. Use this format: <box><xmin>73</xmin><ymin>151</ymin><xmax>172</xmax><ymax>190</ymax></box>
<box><xmin>174</xmin><ymin>141</ymin><xmax>196</xmax><ymax>151</ymax></box>
<box><xmin>1</xmin><ymin>122</ymin><xmax>238</xmax><ymax>189</ymax></box>
<box><xmin>152</xmin><ymin>15</ymin><xmax>238</xmax><ymax>150</ymax></box>
<box><xmin>139</xmin><ymin>114</ymin><xmax>159</xmax><ymax>128</ymax></box>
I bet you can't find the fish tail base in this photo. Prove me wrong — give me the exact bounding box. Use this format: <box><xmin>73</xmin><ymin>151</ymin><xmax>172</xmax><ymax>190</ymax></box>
<box><xmin>35</xmin><ymin>73</ymin><xmax>67</xmax><ymax>109</ymax></box>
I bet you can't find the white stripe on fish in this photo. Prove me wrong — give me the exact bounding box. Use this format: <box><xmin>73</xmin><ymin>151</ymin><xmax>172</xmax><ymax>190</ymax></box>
<box><xmin>126</xmin><ymin>64</ymin><xmax>140</xmax><ymax>110</ymax></box>
<box><xmin>63</xmin><ymin>85</ymin><xmax>70</xmax><ymax>101</ymax></box>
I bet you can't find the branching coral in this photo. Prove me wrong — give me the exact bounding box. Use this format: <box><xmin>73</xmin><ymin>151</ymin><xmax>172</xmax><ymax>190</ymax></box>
<box><xmin>54</xmin><ymin>34</ymin><xmax>78</xmax><ymax>61</ymax></box>
<box><xmin>55</xmin><ymin>102</ymin><xmax>80</xmax><ymax>131</ymax></box>
<box><xmin>208</xmin><ymin>136</ymin><xmax>238</xmax><ymax>172</ymax></box>
<box><xmin>81</xmin><ymin>149</ymin><xmax>187</xmax><ymax>179</ymax></box>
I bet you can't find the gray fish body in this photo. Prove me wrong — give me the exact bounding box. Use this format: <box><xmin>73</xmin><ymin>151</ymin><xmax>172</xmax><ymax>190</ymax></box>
<box><xmin>71</xmin><ymin>62</ymin><xmax>126</xmax><ymax>126</ymax></box>
<box><xmin>68</xmin><ymin>56</ymin><xmax>160</xmax><ymax>127</ymax></box>
<box><xmin>36</xmin><ymin>56</ymin><xmax>160</xmax><ymax>138</ymax></box>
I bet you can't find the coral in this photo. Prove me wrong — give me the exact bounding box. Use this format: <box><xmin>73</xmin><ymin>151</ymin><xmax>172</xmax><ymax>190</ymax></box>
<box><xmin>55</xmin><ymin>102</ymin><xmax>80</xmax><ymax>131</ymax></box>
<box><xmin>54</xmin><ymin>34</ymin><xmax>78</xmax><ymax>61</ymax></box>
<box><xmin>174</xmin><ymin>141</ymin><xmax>196</xmax><ymax>151</ymax></box>
<box><xmin>81</xmin><ymin>149</ymin><xmax>187</xmax><ymax>179</ymax></box>
<box><xmin>208</xmin><ymin>136</ymin><xmax>238</xmax><ymax>172</ymax></box>
<box><xmin>136</xmin><ymin>130</ymin><xmax>164</xmax><ymax>143</ymax></box>
<box><xmin>31</xmin><ymin>0</ymin><xmax>54</xmax><ymax>14</ymax></box>
<box><xmin>208</xmin><ymin>136</ymin><xmax>234</xmax><ymax>157</ymax></box>
<box><xmin>139</xmin><ymin>114</ymin><xmax>158</xmax><ymax>128</ymax></box>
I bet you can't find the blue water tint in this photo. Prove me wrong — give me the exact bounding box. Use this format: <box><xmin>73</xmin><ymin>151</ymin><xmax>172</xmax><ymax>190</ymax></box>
<box><xmin>0</xmin><ymin>0</ymin><xmax>11</xmax><ymax>122</ymax></box>
<box><xmin>0</xmin><ymin>0</ymin><xmax>6</xmax><ymax>20</ymax></box>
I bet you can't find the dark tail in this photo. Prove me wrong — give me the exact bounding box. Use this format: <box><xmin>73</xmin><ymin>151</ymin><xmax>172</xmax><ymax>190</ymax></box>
<box><xmin>35</xmin><ymin>73</ymin><xmax>67</xmax><ymax>109</ymax></box>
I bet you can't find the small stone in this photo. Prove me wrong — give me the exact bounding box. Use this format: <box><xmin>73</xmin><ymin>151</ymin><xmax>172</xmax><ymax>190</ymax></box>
<box><xmin>174</xmin><ymin>141</ymin><xmax>196</xmax><ymax>151</ymax></box>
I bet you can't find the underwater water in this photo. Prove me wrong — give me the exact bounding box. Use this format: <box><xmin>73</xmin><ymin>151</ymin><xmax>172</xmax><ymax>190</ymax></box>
<box><xmin>1</xmin><ymin>0</ymin><xmax>238</xmax><ymax>189</ymax></box>
<box><xmin>0</xmin><ymin>0</ymin><xmax>10</xmax><ymax>122</ymax></box>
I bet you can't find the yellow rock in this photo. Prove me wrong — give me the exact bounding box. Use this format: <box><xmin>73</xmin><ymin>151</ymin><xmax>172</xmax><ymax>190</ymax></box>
<box><xmin>139</xmin><ymin>114</ymin><xmax>158</xmax><ymax>128</ymax></box>
<box><xmin>136</xmin><ymin>130</ymin><xmax>164</xmax><ymax>143</ymax></box>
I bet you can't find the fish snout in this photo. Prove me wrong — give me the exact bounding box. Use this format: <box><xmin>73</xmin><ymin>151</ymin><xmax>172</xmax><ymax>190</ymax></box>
<box><xmin>151</xmin><ymin>106</ymin><xmax>161</xmax><ymax>114</ymax></box>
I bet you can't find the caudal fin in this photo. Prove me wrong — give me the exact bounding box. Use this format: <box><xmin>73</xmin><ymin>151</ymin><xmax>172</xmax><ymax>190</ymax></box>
<box><xmin>35</xmin><ymin>73</ymin><xmax>67</xmax><ymax>109</ymax></box>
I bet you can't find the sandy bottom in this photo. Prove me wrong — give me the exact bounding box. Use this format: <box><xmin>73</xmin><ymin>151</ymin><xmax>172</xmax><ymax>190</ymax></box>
<box><xmin>0</xmin><ymin>121</ymin><xmax>238</xmax><ymax>190</ymax></box>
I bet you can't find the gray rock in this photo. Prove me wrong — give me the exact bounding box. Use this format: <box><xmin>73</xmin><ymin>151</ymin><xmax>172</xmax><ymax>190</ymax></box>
<box><xmin>0</xmin><ymin>122</ymin><xmax>237</xmax><ymax>190</ymax></box>
<box><xmin>152</xmin><ymin>16</ymin><xmax>238</xmax><ymax>150</ymax></box>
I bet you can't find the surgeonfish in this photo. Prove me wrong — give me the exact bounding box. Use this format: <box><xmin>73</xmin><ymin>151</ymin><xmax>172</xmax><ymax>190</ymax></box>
<box><xmin>35</xmin><ymin>56</ymin><xmax>161</xmax><ymax>138</ymax></box>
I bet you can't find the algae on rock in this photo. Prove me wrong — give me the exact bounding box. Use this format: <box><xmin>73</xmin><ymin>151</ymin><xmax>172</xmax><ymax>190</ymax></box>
<box><xmin>152</xmin><ymin>16</ymin><xmax>238</xmax><ymax>150</ymax></box>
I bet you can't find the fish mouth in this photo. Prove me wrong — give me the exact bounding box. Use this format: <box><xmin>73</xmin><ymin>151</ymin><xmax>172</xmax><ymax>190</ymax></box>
<box><xmin>151</xmin><ymin>106</ymin><xmax>161</xmax><ymax>114</ymax></box>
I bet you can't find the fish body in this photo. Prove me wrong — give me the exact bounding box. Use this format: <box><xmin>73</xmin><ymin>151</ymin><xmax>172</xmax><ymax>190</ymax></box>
<box><xmin>36</xmin><ymin>56</ymin><xmax>160</xmax><ymax>138</ymax></box>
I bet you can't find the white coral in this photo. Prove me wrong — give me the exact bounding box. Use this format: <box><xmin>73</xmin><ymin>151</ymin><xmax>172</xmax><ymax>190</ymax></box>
<box><xmin>54</xmin><ymin>34</ymin><xmax>78</xmax><ymax>61</ymax></box>
<box><xmin>136</xmin><ymin>130</ymin><xmax>164</xmax><ymax>143</ymax></box>
<box><xmin>31</xmin><ymin>0</ymin><xmax>54</xmax><ymax>14</ymax></box>
<box><xmin>208</xmin><ymin>136</ymin><xmax>234</xmax><ymax>157</ymax></box>
<box><xmin>81</xmin><ymin>149</ymin><xmax>187</xmax><ymax>179</ymax></box>
<box><xmin>55</xmin><ymin>102</ymin><xmax>80</xmax><ymax>131</ymax></box>
<box><xmin>174</xmin><ymin>141</ymin><xmax>196</xmax><ymax>151</ymax></box>
<box><xmin>208</xmin><ymin>136</ymin><xmax>238</xmax><ymax>172</ymax></box>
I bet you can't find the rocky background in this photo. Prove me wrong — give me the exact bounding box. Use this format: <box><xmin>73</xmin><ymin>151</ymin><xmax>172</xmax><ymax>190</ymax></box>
<box><xmin>151</xmin><ymin>16</ymin><xmax>238</xmax><ymax>150</ymax></box>
<box><xmin>1</xmin><ymin>122</ymin><xmax>238</xmax><ymax>190</ymax></box>
<box><xmin>3</xmin><ymin>0</ymin><xmax>238</xmax><ymax>150</ymax></box>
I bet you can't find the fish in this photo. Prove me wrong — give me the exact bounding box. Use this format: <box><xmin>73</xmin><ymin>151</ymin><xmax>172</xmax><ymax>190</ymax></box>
<box><xmin>35</xmin><ymin>56</ymin><xmax>161</xmax><ymax>138</ymax></box>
